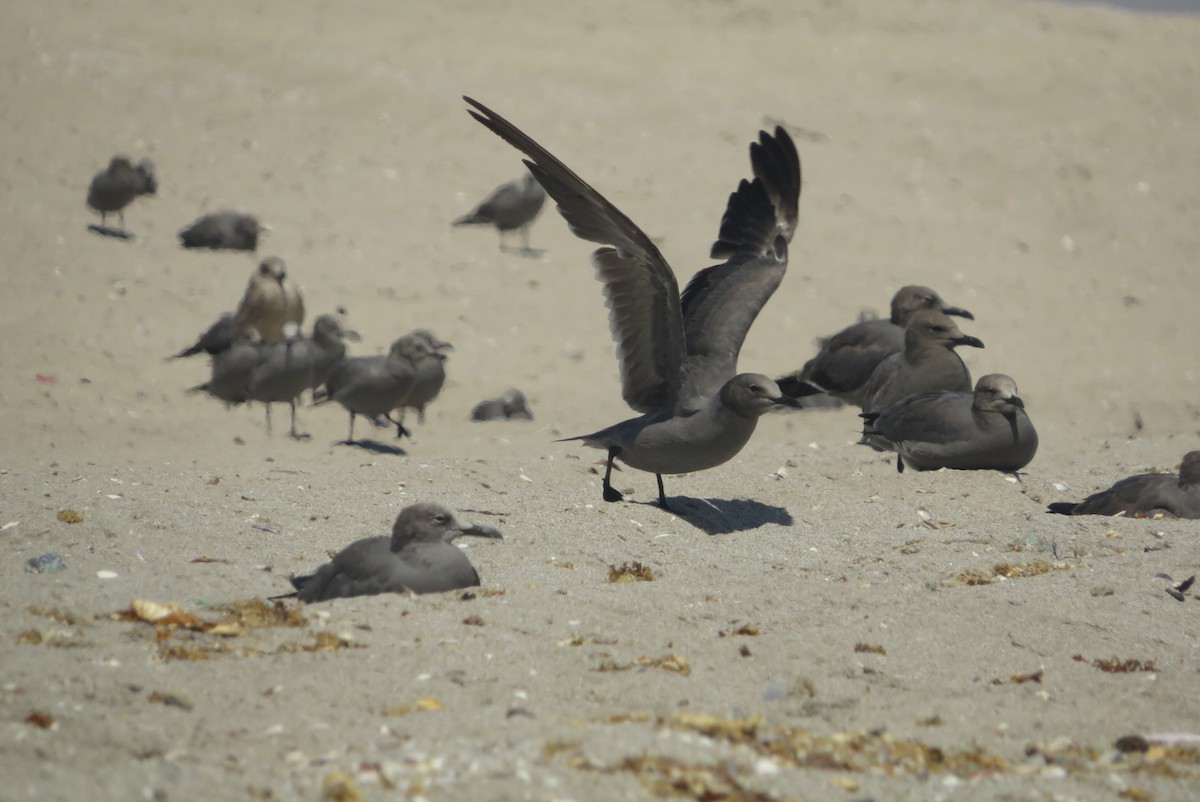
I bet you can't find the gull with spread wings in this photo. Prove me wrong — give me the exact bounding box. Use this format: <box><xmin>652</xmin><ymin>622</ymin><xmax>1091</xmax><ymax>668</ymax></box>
<box><xmin>465</xmin><ymin>97</ymin><xmax>802</xmax><ymax>511</ymax></box>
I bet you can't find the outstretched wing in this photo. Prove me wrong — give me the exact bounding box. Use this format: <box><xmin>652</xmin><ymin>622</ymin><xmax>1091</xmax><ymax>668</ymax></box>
<box><xmin>677</xmin><ymin>127</ymin><xmax>801</xmax><ymax>404</ymax></box>
<box><xmin>466</xmin><ymin>97</ymin><xmax>685</xmax><ymax>413</ymax></box>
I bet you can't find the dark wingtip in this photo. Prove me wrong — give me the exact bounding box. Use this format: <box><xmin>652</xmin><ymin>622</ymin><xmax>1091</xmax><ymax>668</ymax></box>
<box><xmin>1046</xmin><ymin>502</ymin><xmax>1076</xmax><ymax>515</ymax></box>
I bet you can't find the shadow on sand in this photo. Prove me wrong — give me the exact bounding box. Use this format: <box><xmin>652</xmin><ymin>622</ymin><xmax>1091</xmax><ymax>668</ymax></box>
<box><xmin>336</xmin><ymin>438</ymin><xmax>407</xmax><ymax>456</ymax></box>
<box><xmin>626</xmin><ymin>496</ymin><xmax>794</xmax><ymax>535</ymax></box>
<box><xmin>87</xmin><ymin>223</ymin><xmax>134</xmax><ymax>240</ymax></box>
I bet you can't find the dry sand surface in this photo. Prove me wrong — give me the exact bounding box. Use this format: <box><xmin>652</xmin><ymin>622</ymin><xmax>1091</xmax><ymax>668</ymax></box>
<box><xmin>2</xmin><ymin>0</ymin><xmax>1199</xmax><ymax>800</ymax></box>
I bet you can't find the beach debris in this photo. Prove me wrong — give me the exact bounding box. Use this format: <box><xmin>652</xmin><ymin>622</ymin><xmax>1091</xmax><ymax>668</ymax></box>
<box><xmin>25</xmin><ymin>553</ymin><xmax>66</xmax><ymax>573</ymax></box>
<box><xmin>320</xmin><ymin>770</ymin><xmax>364</xmax><ymax>802</ymax></box>
<box><xmin>1073</xmin><ymin>655</ymin><xmax>1158</xmax><ymax>673</ymax></box>
<box><xmin>719</xmin><ymin>624</ymin><xmax>760</xmax><ymax>637</ymax></box>
<box><xmin>382</xmin><ymin>697</ymin><xmax>443</xmax><ymax>716</ymax></box>
<box><xmin>596</xmin><ymin>654</ymin><xmax>691</xmax><ymax>676</ymax></box>
<box><xmin>25</xmin><ymin>711</ymin><xmax>55</xmax><ymax>729</ymax></box>
<box><xmin>947</xmin><ymin>559</ymin><xmax>1071</xmax><ymax>586</ymax></box>
<box><xmin>854</xmin><ymin>642</ymin><xmax>886</xmax><ymax>655</ymax></box>
<box><xmin>56</xmin><ymin>509</ymin><xmax>82</xmax><ymax>524</ymax></box>
<box><xmin>992</xmin><ymin>669</ymin><xmax>1043</xmax><ymax>685</ymax></box>
<box><xmin>148</xmin><ymin>690</ymin><xmax>195</xmax><ymax>711</ymax></box>
<box><xmin>607</xmin><ymin>562</ymin><xmax>654</xmax><ymax>583</ymax></box>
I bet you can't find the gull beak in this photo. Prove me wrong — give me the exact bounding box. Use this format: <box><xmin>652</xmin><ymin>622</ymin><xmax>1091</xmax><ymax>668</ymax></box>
<box><xmin>943</xmin><ymin>305</ymin><xmax>974</xmax><ymax>320</ymax></box>
<box><xmin>461</xmin><ymin>522</ymin><xmax>503</xmax><ymax>540</ymax></box>
<box><xmin>954</xmin><ymin>334</ymin><xmax>985</xmax><ymax>349</ymax></box>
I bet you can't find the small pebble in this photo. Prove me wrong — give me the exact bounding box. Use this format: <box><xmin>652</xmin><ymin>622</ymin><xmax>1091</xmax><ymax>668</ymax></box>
<box><xmin>25</xmin><ymin>553</ymin><xmax>66</xmax><ymax>573</ymax></box>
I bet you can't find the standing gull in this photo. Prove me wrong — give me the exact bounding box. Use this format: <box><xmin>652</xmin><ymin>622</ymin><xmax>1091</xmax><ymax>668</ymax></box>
<box><xmin>287</xmin><ymin>502</ymin><xmax>503</xmax><ymax>602</ymax></box>
<box><xmin>245</xmin><ymin>323</ymin><xmax>315</xmax><ymax>439</ymax></box>
<box><xmin>87</xmin><ymin>155</ymin><xmax>157</xmax><ymax>234</ymax></box>
<box><xmin>188</xmin><ymin>325</ymin><xmax>261</xmax><ymax>405</ymax></box>
<box><xmin>397</xmin><ymin>329</ymin><xmax>453</xmax><ymax>426</ymax></box>
<box><xmin>232</xmin><ymin>256</ymin><xmax>305</xmax><ymax>344</ymax></box>
<box><xmin>316</xmin><ymin>334</ymin><xmax>432</xmax><ymax>443</ymax></box>
<box><xmin>1047</xmin><ymin>451</ymin><xmax>1200</xmax><ymax>518</ymax></box>
<box><xmin>306</xmin><ymin>314</ymin><xmax>360</xmax><ymax>393</ymax></box>
<box><xmin>465</xmin><ymin>97</ymin><xmax>802</xmax><ymax>511</ymax></box>
<box><xmin>778</xmin><ymin>285</ymin><xmax>973</xmax><ymax>405</ymax></box>
<box><xmin>453</xmin><ymin>170</ymin><xmax>547</xmax><ymax>253</ymax></box>
<box><xmin>178</xmin><ymin>211</ymin><xmax>267</xmax><ymax>251</ymax></box>
<box><xmin>860</xmin><ymin>374</ymin><xmax>1038</xmax><ymax>473</ymax></box>
<box><xmin>859</xmin><ymin>309</ymin><xmax>984</xmax><ymax>414</ymax></box>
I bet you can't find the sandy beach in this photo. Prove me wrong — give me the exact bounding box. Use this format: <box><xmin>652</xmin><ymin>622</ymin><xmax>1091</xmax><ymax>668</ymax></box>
<box><xmin>2</xmin><ymin>1</ymin><xmax>1199</xmax><ymax>799</ymax></box>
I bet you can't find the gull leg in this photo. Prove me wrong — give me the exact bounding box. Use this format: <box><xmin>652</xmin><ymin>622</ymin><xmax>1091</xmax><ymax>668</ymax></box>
<box><xmin>655</xmin><ymin>474</ymin><xmax>672</xmax><ymax>512</ymax></box>
<box><xmin>264</xmin><ymin>403</ymin><xmax>273</xmax><ymax>435</ymax></box>
<box><xmin>602</xmin><ymin>449</ymin><xmax>624</xmax><ymax>503</ymax></box>
<box><xmin>347</xmin><ymin>412</ymin><xmax>357</xmax><ymax>443</ymax></box>
<box><xmin>896</xmin><ymin>455</ymin><xmax>904</xmax><ymax>473</ymax></box>
<box><xmin>288</xmin><ymin>400</ymin><xmax>310</xmax><ymax>440</ymax></box>
<box><xmin>385</xmin><ymin>412</ymin><xmax>411</xmax><ymax>439</ymax></box>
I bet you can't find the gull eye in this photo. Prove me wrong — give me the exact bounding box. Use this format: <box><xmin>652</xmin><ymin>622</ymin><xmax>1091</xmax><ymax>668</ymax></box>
<box><xmin>749</xmin><ymin>384</ymin><xmax>761</xmax><ymax>393</ymax></box>
<box><xmin>433</xmin><ymin>514</ymin><xmax>448</xmax><ymax>525</ymax></box>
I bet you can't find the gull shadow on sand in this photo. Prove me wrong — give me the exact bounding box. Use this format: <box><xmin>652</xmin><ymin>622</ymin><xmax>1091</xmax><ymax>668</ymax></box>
<box><xmin>501</xmin><ymin>245</ymin><xmax>546</xmax><ymax>259</ymax></box>
<box><xmin>336</xmin><ymin>438</ymin><xmax>407</xmax><ymax>456</ymax></box>
<box><xmin>637</xmin><ymin>496</ymin><xmax>794</xmax><ymax>535</ymax></box>
<box><xmin>87</xmin><ymin>224</ymin><xmax>133</xmax><ymax>240</ymax></box>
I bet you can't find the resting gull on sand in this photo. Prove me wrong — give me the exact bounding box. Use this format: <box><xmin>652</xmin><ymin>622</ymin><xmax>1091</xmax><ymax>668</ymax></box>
<box><xmin>860</xmin><ymin>373</ymin><xmax>1038</xmax><ymax>473</ymax></box>
<box><xmin>1048</xmin><ymin>451</ymin><xmax>1200</xmax><ymax>518</ymax></box>
<box><xmin>778</xmin><ymin>285</ymin><xmax>973</xmax><ymax>406</ymax></box>
<box><xmin>860</xmin><ymin>309</ymin><xmax>983</xmax><ymax>414</ymax></box>
<box><xmin>285</xmin><ymin>502</ymin><xmax>503</xmax><ymax>602</ymax></box>
<box><xmin>178</xmin><ymin>211</ymin><xmax>267</xmax><ymax>251</ymax></box>
<box><xmin>466</xmin><ymin>97</ymin><xmax>802</xmax><ymax>511</ymax></box>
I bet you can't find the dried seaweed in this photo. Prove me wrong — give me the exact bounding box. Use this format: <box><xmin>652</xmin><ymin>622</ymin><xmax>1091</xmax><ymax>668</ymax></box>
<box><xmin>216</xmin><ymin>598</ymin><xmax>308</xmax><ymax>629</ymax></box>
<box><xmin>607</xmin><ymin>562</ymin><xmax>654</xmax><ymax>582</ymax></box>
<box><xmin>596</xmin><ymin>654</ymin><xmax>691</xmax><ymax>676</ymax></box>
<box><xmin>854</xmin><ymin>642</ymin><xmax>886</xmax><ymax>655</ymax></box>
<box><xmin>992</xmin><ymin>669</ymin><xmax>1043</xmax><ymax>685</ymax></box>
<box><xmin>1073</xmin><ymin>655</ymin><xmax>1158</xmax><ymax>673</ymax></box>
<box><xmin>948</xmin><ymin>560</ymin><xmax>1071</xmax><ymax>586</ymax></box>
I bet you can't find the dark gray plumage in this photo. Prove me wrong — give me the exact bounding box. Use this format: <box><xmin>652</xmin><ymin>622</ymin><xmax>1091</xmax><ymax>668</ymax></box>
<box><xmin>1048</xmin><ymin>451</ymin><xmax>1200</xmax><ymax>518</ymax></box>
<box><xmin>453</xmin><ymin>171</ymin><xmax>547</xmax><ymax>252</ymax></box>
<box><xmin>316</xmin><ymin>334</ymin><xmax>432</xmax><ymax>442</ymax></box>
<box><xmin>245</xmin><ymin>324</ymin><xmax>314</xmax><ymax>439</ymax></box>
<box><xmin>471</xmin><ymin>389</ymin><xmax>534</xmax><ymax>421</ymax></box>
<box><xmin>289</xmin><ymin>502</ymin><xmax>503</xmax><ymax>602</ymax></box>
<box><xmin>466</xmin><ymin>97</ymin><xmax>802</xmax><ymax>510</ymax></box>
<box><xmin>860</xmin><ymin>374</ymin><xmax>1038</xmax><ymax>473</ymax></box>
<box><xmin>188</xmin><ymin>326</ymin><xmax>261</xmax><ymax>405</ymax></box>
<box><xmin>87</xmin><ymin>155</ymin><xmax>156</xmax><ymax>230</ymax></box>
<box><xmin>307</xmin><ymin>314</ymin><xmax>359</xmax><ymax>393</ymax></box>
<box><xmin>398</xmin><ymin>329</ymin><xmax>452</xmax><ymax>425</ymax></box>
<box><xmin>178</xmin><ymin>212</ymin><xmax>266</xmax><ymax>251</ymax></box>
<box><xmin>860</xmin><ymin>309</ymin><xmax>984</xmax><ymax>414</ymax></box>
<box><xmin>778</xmin><ymin>285</ymin><xmax>973</xmax><ymax>405</ymax></box>
<box><xmin>171</xmin><ymin>313</ymin><xmax>235</xmax><ymax>359</ymax></box>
